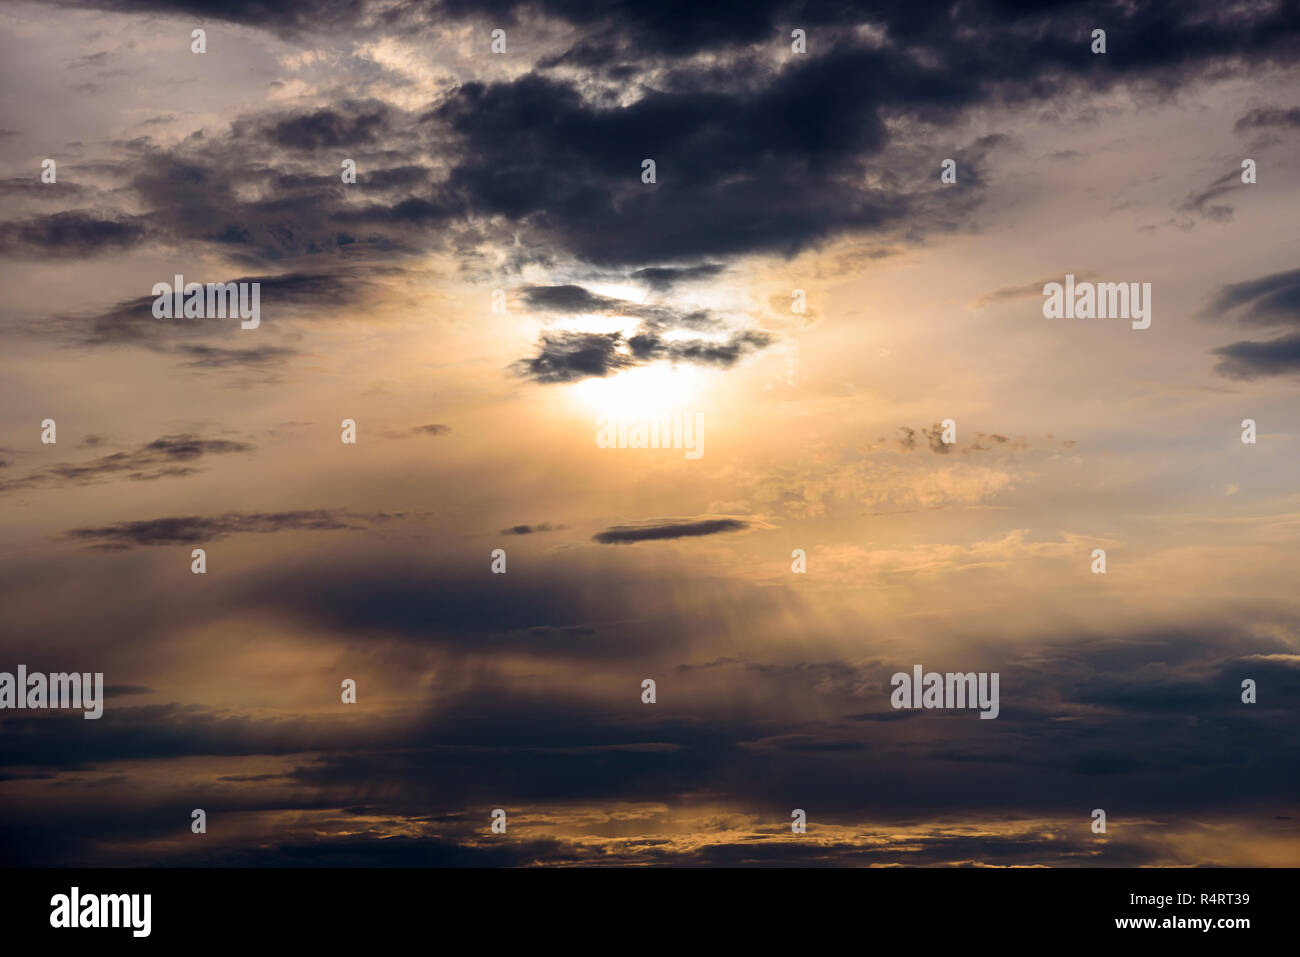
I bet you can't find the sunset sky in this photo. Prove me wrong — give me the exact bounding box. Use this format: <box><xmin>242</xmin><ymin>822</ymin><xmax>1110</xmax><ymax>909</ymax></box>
<box><xmin>1</xmin><ymin>0</ymin><xmax>1297</xmax><ymax>867</ymax></box>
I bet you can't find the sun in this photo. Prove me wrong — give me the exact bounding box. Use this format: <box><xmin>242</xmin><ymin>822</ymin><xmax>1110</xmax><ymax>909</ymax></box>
<box><xmin>569</xmin><ymin>362</ymin><xmax>707</xmax><ymax>416</ymax></box>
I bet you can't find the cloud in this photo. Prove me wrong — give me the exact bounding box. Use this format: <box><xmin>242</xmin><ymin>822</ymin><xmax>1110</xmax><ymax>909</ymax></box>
<box><xmin>1213</xmin><ymin>333</ymin><xmax>1300</xmax><ymax>379</ymax></box>
<box><xmin>2</xmin><ymin>619</ymin><xmax>1293</xmax><ymax>865</ymax></box>
<box><xmin>593</xmin><ymin>518</ymin><xmax>750</xmax><ymax>544</ymax></box>
<box><xmin>511</xmin><ymin>283</ymin><xmax>768</xmax><ymax>382</ymax></box>
<box><xmin>1204</xmin><ymin>267</ymin><xmax>1300</xmax><ymax>326</ymax></box>
<box><xmin>380</xmin><ymin>424</ymin><xmax>454</xmax><ymax>440</ymax></box>
<box><xmin>63</xmin><ymin>0</ymin><xmax>1300</xmax><ymax>81</ymax></box>
<box><xmin>172</xmin><ymin>344</ymin><xmax>298</xmax><ymax>369</ymax></box>
<box><xmin>36</xmin><ymin>271</ymin><xmax>378</xmax><ymax>352</ymax></box>
<box><xmin>434</xmin><ymin>67</ymin><xmax>913</xmax><ymax>266</ymax></box>
<box><xmin>922</xmin><ymin>423</ymin><xmax>952</xmax><ymax>455</ymax></box>
<box><xmin>1179</xmin><ymin>169</ymin><xmax>1239</xmax><ymax>223</ymax></box>
<box><xmin>501</xmin><ymin>523</ymin><xmax>565</xmax><ymax>535</ymax></box>
<box><xmin>0</xmin><ymin>434</ymin><xmax>253</xmax><ymax>495</ymax></box>
<box><xmin>9</xmin><ymin>128</ymin><xmax>451</xmax><ymax>273</ymax></box>
<box><xmin>1206</xmin><ymin>267</ymin><xmax>1300</xmax><ymax>378</ymax></box>
<box><xmin>964</xmin><ymin>432</ymin><xmax>1011</xmax><ymax>453</ymax></box>
<box><xmin>19</xmin><ymin>0</ymin><xmax>1300</xmax><ymax>286</ymax></box>
<box><xmin>4</xmin><ymin>0</ymin><xmax>1299</xmax><ymax>872</ymax></box>
<box><xmin>64</xmin><ymin>509</ymin><xmax>407</xmax><ymax>547</ymax></box>
<box><xmin>1234</xmin><ymin>106</ymin><xmax>1300</xmax><ymax>130</ymax></box>
<box><xmin>969</xmin><ymin>273</ymin><xmax>1098</xmax><ymax>310</ymax></box>
<box><xmin>228</xmin><ymin>547</ymin><xmax>678</xmax><ymax>649</ymax></box>
<box><xmin>631</xmin><ymin>264</ymin><xmax>726</xmax><ymax>290</ymax></box>
<box><xmin>422</xmin><ymin>0</ymin><xmax>1300</xmax><ymax>270</ymax></box>
<box><xmin>234</xmin><ymin>103</ymin><xmax>393</xmax><ymax>150</ymax></box>
<box><xmin>519</xmin><ymin>284</ymin><xmax>719</xmax><ymax>331</ymax></box>
<box><xmin>0</xmin><ymin>210</ymin><xmax>150</xmax><ymax>258</ymax></box>
<box><xmin>510</xmin><ymin>331</ymin><xmax>639</xmax><ymax>383</ymax></box>
<box><xmin>511</xmin><ymin>328</ymin><xmax>770</xmax><ymax>384</ymax></box>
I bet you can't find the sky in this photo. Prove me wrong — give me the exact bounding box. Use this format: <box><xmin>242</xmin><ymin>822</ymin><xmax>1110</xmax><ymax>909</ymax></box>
<box><xmin>0</xmin><ymin>0</ymin><xmax>1297</xmax><ymax>867</ymax></box>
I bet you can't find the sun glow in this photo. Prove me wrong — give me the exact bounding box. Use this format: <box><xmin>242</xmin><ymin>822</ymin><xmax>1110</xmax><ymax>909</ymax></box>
<box><xmin>569</xmin><ymin>362</ymin><xmax>707</xmax><ymax>415</ymax></box>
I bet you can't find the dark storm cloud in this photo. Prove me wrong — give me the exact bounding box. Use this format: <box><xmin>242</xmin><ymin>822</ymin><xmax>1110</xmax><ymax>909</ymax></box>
<box><xmin>4</xmin><ymin>622</ymin><xmax>1293</xmax><ymax>865</ymax></box>
<box><xmin>1071</xmin><ymin>653</ymin><xmax>1299</xmax><ymax>715</ymax></box>
<box><xmin>233</xmin><ymin>550</ymin><xmax>628</xmax><ymax>646</ymax></box>
<box><xmin>349</xmin><ymin>164</ymin><xmax>436</xmax><ymax>190</ymax></box>
<box><xmin>519</xmin><ymin>284</ymin><xmax>717</xmax><ymax>330</ymax></box>
<box><xmin>0</xmin><ymin>433</ymin><xmax>252</xmax><ymax>495</ymax></box>
<box><xmin>510</xmin><ymin>328</ymin><xmax>769</xmax><ymax>383</ymax></box>
<box><xmin>64</xmin><ymin>508</ymin><xmax>407</xmax><ymax>547</ymax></box>
<box><xmin>510</xmin><ymin>331</ymin><xmax>637</xmax><ymax>383</ymax></box>
<box><xmin>513</xmin><ymin>284</ymin><xmax>736</xmax><ymax>376</ymax></box>
<box><xmin>280</xmin><ymin>708</ymin><xmax>729</xmax><ymax>786</ymax></box>
<box><xmin>234</xmin><ymin>103</ymin><xmax>392</xmax><ymax>150</ymax></box>
<box><xmin>48</xmin><ymin>0</ymin><xmax>374</xmax><ymax>36</ymax></box>
<box><xmin>1234</xmin><ymin>106</ymin><xmax>1300</xmax><ymax>130</ymax></box>
<box><xmin>51</xmin><ymin>0</ymin><xmax>850</xmax><ymax>46</ymax></box>
<box><xmin>1213</xmin><ymin>334</ymin><xmax>1300</xmax><ymax>379</ymax></box>
<box><xmin>542</xmin><ymin>0</ymin><xmax>1299</xmax><ymax>74</ymax></box>
<box><xmin>39</xmin><ymin>270</ymin><xmax>375</xmax><ymax>350</ymax></box>
<box><xmin>1204</xmin><ymin>267</ymin><xmax>1300</xmax><ymax>326</ymax></box>
<box><xmin>1205</xmin><ymin>267</ymin><xmax>1300</xmax><ymax>378</ymax></box>
<box><xmin>0</xmin><ymin>210</ymin><xmax>150</xmax><ymax>258</ymax></box>
<box><xmin>673</xmin><ymin>831</ymin><xmax>1163</xmax><ymax>867</ymax></box>
<box><xmin>22</xmin><ymin>1</ymin><xmax>1300</xmax><ymax>282</ymax></box>
<box><xmin>660</xmin><ymin>330</ymin><xmax>771</xmax><ymax>365</ymax></box>
<box><xmin>191</xmin><ymin>835</ymin><xmax>572</xmax><ymax>868</ymax></box>
<box><xmin>3</xmin><ymin>493</ymin><xmax>1297</xmax><ymax>866</ymax></box>
<box><xmin>7</xmin><ymin>526</ymin><xmax>744</xmax><ymax>659</ymax></box>
<box><xmin>631</xmin><ymin>264</ymin><xmax>725</xmax><ymax>290</ymax></box>
<box><xmin>434</xmin><ymin>68</ymin><xmax>909</xmax><ymax>266</ymax></box>
<box><xmin>520</xmin><ymin>284</ymin><xmax>619</xmax><ymax>312</ymax></box>
<box><xmin>0</xmin><ymin>702</ymin><xmax>414</xmax><ymax>769</ymax></box>
<box><xmin>58</xmin><ymin>0</ymin><xmax>1300</xmax><ymax>74</ymax></box>
<box><xmin>0</xmin><ymin>809</ymin><xmax>1168</xmax><ymax>866</ymax></box>
<box><xmin>99</xmin><ymin>132</ymin><xmax>455</xmax><ymax>267</ymax></box>
<box><xmin>526</xmin><ymin>624</ymin><xmax>594</xmax><ymax>638</ymax></box>
<box><xmin>189</xmin><ymin>535</ymin><xmax>810</xmax><ymax>665</ymax></box>
<box><xmin>430</xmin><ymin>1</ymin><xmax>1293</xmax><ymax>267</ymax></box>
<box><xmin>430</xmin><ymin>24</ymin><xmax>1095</xmax><ymax>269</ymax></box>
<box><xmin>593</xmin><ymin>518</ymin><xmax>750</xmax><ymax>544</ymax></box>
<box><xmin>0</xmin><ymin>177</ymin><xmax>91</xmax><ymax>199</ymax></box>
<box><xmin>7</xmin><ymin>0</ymin><xmax>1300</xmax><ymax>870</ymax></box>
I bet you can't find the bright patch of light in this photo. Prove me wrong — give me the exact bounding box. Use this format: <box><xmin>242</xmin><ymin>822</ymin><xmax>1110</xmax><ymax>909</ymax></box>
<box><xmin>570</xmin><ymin>363</ymin><xmax>706</xmax><ymax>416</ymax></box>
<box><xmin>549</xmin><ymin>314</ymin><xmax>638</xmax><ymax>336</ymax></box>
